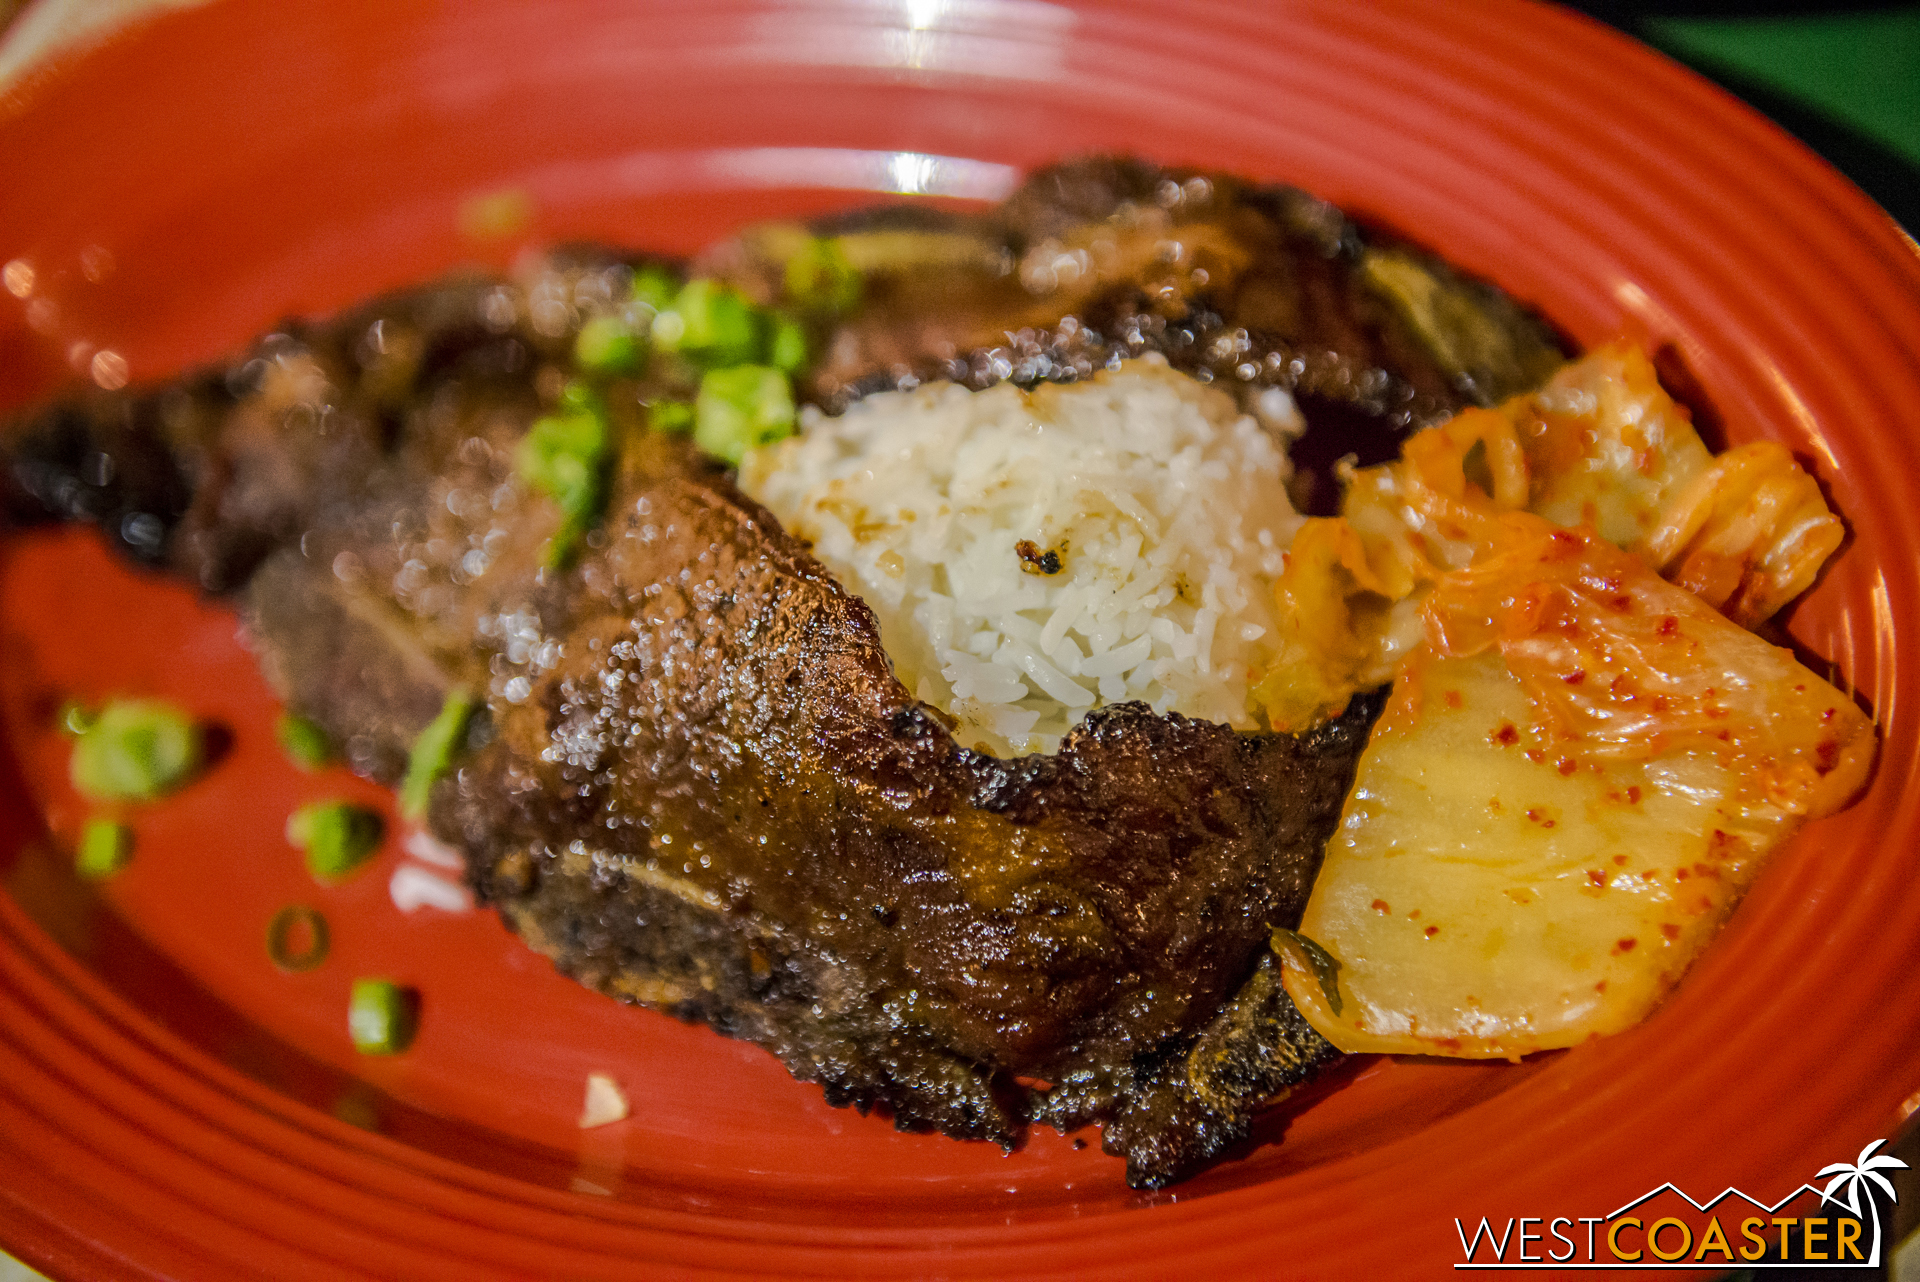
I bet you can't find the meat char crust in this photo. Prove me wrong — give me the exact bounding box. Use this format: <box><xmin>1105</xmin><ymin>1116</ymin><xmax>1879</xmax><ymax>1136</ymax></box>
<box><xmin>434</xmin><ymin>441</ymin><xmax>1379</xmax><ymax>1169</ymax></box>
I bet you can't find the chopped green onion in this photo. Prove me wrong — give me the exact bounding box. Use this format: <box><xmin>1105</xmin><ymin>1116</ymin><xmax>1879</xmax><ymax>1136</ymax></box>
<box><xmin>69</xmin><ymin>699</ymin><xmax>203</xmax><ymax>803</ymax></box>
<box><xmin>266</xmin><ymin>904</ymin><xmax>330</xmax><ymax>973</ymax></box>
<box><xmin>649</xmin><ymin>400</ymin><xmax>695</xmax><ymax>434</ymax></box>
<box><xmin>629</xmin><ymin>265</ymin><xmax>680</xmax><ymax>314</ymax></box>
<box><xmin>276</xmin><ymin>713</ymin><xmax>333</xmax><ymax>771</ymax></box>
<box><xmin>694</xmin><ymin>365</ymin><xmax>797</xmax><ymax>466</ymax></box>
<box><xmin>58</xmin><ymin>700</ymin><xmax>96</xmax><ymax>737</ymax></box>
<box><xmin>517</xmin><ymin>380</ymin><xmax>612</xmax><ymax>567</ymax></box>
<box><xmin>287</xmin><ymin>800</ymin><xmax>385</xmax><ymax>884</ymax></box>
<box><xmin>401</xmin><ymin>688</ymin><xmax>475</xmax><ymax>820</ymax></box>
<box><xmin>653</xmin><ymin>279</ymin><xmax>762</xmax><ymax>367</ymax></box>
<box><xmin>557</xmin><ymin>378</ymin><xmax>602</xmax><ymax>413</ymax></box>
<box><xmin>348</xmin><ymin>978</ymin><xmax>418</xmax><ymax>1055</ymax></box>
<box><xmin>767</xmin><ymin>313</ymin><xmax>808</xmax><ymax>374</ymax></box>
<box><xmin>574</xmin><ymin>314</ymin><xmax>643</xmax><ymax>374</ymax></box>
<box><xmin>75</xmin><ymin>819</ymin><xmax>133</xmax><ymax>879</ymax></box>
<box><xmin>783</xmin><ymin>236</ymin><xmax>862</xmax><ymax>314</ymax></box>
<box><xmin>519</xmin><ymin>407</ymin><xmax>605</xmax><ymax>509</ymax></box>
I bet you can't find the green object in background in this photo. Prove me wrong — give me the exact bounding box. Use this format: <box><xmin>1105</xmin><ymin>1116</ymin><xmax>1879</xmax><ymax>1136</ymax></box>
<box><xmin>75</xmin><ymin>819</ymin><xmax>133</xmax><ymax>879</ymax></box>
<box><xmin>783</xmin><ymin>235</ymin><xmax>862</xmax><ymax>314</ymax></box>
<box><xmin>68</xmin><ymin>699</ymin><xmax>203</xmax><ymax>803</ymax></box>
<box><xmin>694</xmin><ymin>365</ymin><xmax>797</xmax><ymax>465</ymax></box>
<box><xmin>767</xmin><ymin>313</ymin><xmax>809</xmax><ymax>373</ymax></box>
<box><xmin>400</xmin><ymin>688</ymin><xmax>475</xmax><ymax>819</ymax></box>
<box><xmin>1648</xmin><ymin>9</ymin><xmax>1920</xmax><ymax>171</ymax></box>
<box><xmin>649</xmin><ymin>399</ymin><xmax>695</xmax><ymax>434</ymax></box>
<box><xmin>286</xmin><ymin>800</ymin><xmax>385</xmax><ymax>884</ymax></box>
<box><xmin>348</xmin><ymin>978</ymin><xmax>418</xmax><ymax>1055</ymax></box>
<box><xmin>517</xmin><ymin>381</ymin><xmax>612</xmax><ymax>568</ymax></box>
<box><xmin>629</xmin><ymin>264</ymin><xmax>679</xmax><ymax>314</ymax></box>
<box><xmin>276</xmin><ymin>712</ymin><xmax>333</xmax><ymax>771</ymax></box>
<box><xmin>574</xmin><ymin>313</ymin><xmax>644</xmax><ymax>373</ymax></box>
<box><xmin>653</xmin><ymin>279</ymin><xmax>763</xmax><ymax>367</ymax></box>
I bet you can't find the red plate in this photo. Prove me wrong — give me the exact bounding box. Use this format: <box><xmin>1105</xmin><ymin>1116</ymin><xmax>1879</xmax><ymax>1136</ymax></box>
<box><xmin>3</xmin><ymin>1</ymin><xmax>1918</xmax><ymax>1277</ymax></box>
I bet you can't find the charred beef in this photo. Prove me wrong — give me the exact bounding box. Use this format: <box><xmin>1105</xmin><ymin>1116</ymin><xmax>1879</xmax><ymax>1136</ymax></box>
<box><xmin>703</xmin><ymin>155</ymin><xmax>1562</xmax><ymax>513</ymax></box>
<box><xmin>1</xmin><ymin>159</ymin><xmax>1557</xmax><ymax>1185</ymax></box>
<box><xmin>431</xmin><ymin>433</ymin><xmax>1381</xmax><ymax>1152</ymax></box>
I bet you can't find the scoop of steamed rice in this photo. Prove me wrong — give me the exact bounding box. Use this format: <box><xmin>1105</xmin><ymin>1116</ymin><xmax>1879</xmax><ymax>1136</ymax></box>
<box><xmin>739</xmin><ymin>360</ymin><xmax>1305</xmax><ymax>756</ymax></box>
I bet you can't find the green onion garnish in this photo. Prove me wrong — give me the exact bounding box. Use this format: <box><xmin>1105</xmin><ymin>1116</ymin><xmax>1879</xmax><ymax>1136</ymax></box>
<box><xmin>653</xmin><ymin>279</ymin><xmax>762</xmax><ymax>367</ymax></box>
<box><xmin>348</xmin><ymin>978</ymin><xmax>418</xmax><ymax>1055</ymax></box>
<box><xmin>694</xmin><ymin>365</ymin><xmax>797</xmax><ymax>466</ymax></box>
<box><xmin>286</xmin><ymin>800</ymin><xmax>385</xmax><ymax>884</ymax></box>
<box><xmin>517</xmin><ymin>380</ymin><xmax>612</xmax><ymax>567</ymax></box>
<box><xmin>400</xmin><ymin>688</ymin><xmax>475</xmax><ymax>821</ymax></box>
<box><xmin>520</xmin><ymin>405</ymin><xmax>605</xmax><ymax>509</ymax></box>
<box><xmin>68</xmin><ymin>699</ymin><xmax>203</xmax><ymax>803</ymax></box>
<box><xmin>767</xmin><ymin>314</ymin><xmax>808</xmax><ymax>374</ymax></box>
<box><xmin>75</xmin><ymin>819</ymin><xmax>133</xmax><ymax>880</ymax></box>
<box><xmin>57</xmin><ymin>700</ymin><xmax>96</xmax><ymax>737</ymax></box>
<box><xmin>266</xmin><ymin>904</ymin><xmax>330</xmax><ymax>973</ymax></box>
<box><xmin>276</xmin><ymin>713</ymin><xmax>333</xmax><ymax>771</ymax></box>
<box><xmin>783</xmin><ymin>236</ymin><xmax>862</xmax><ymax>314</ymax></box>
<box><xmin>574</xmin><ymin>314</ymin><xmax>643</xmax><ymax>374</ymax></box>
<box><xmin>629</xmin><ymin>265</ymin><xmax>680</xmax><ymax>314</ymax></box>
<box><xmin>649</xmin><ymin>400</ymin><xmax>695</xmax><ymax>434</ymax></box>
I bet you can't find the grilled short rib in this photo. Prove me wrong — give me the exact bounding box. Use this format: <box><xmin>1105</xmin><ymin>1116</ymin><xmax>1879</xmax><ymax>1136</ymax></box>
<box><xmin>1</xmin><ymin>159</ymin><xmax>1557</xmax><ymax>1186</ymax></box>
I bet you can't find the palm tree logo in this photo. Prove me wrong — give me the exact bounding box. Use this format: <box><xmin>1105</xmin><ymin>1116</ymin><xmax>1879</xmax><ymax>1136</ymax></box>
<box><xmin>1817</xmin><ymin>1139</ymin><xmax>1909</xmax><ymax>1267</ymax></box>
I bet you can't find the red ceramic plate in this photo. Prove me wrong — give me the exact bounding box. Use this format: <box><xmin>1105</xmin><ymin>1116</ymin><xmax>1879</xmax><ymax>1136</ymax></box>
<box><xmin>3</xmin><ymin>1</ymin><xmax>1919</xmax><ymax>1277</ymax></box>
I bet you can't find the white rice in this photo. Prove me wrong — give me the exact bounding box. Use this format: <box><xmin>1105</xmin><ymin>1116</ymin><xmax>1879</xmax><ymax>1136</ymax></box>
<box><xmin>738</xmin><ymin>358</ymin><xmax>1306</xmax><ymax>756</ymax></box>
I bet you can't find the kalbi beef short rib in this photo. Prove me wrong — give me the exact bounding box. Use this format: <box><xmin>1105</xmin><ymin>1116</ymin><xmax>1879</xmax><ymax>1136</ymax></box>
<box><xmin>434</xmin><ymin>435</ymin><xmax>1381</xmax><ymax>1178</ymax></box>
<box><xmin>0</xmin><ymin>159</ymin><xmax>1559</xmax><ymax>1187</ymax></box>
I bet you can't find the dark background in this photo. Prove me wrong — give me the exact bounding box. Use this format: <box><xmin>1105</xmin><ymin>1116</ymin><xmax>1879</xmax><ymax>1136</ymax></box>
<box><xmin>1561</xmin><ymin>1</ymin><xmax>1918</xmax><ymax>231</ymax></box>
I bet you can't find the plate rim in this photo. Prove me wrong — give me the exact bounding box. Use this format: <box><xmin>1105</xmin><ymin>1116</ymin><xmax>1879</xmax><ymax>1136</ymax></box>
<box><xmin>4</xmin><ymin>0</ymin><xmax>1920</xmax><ymax>1276</ymax></box>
